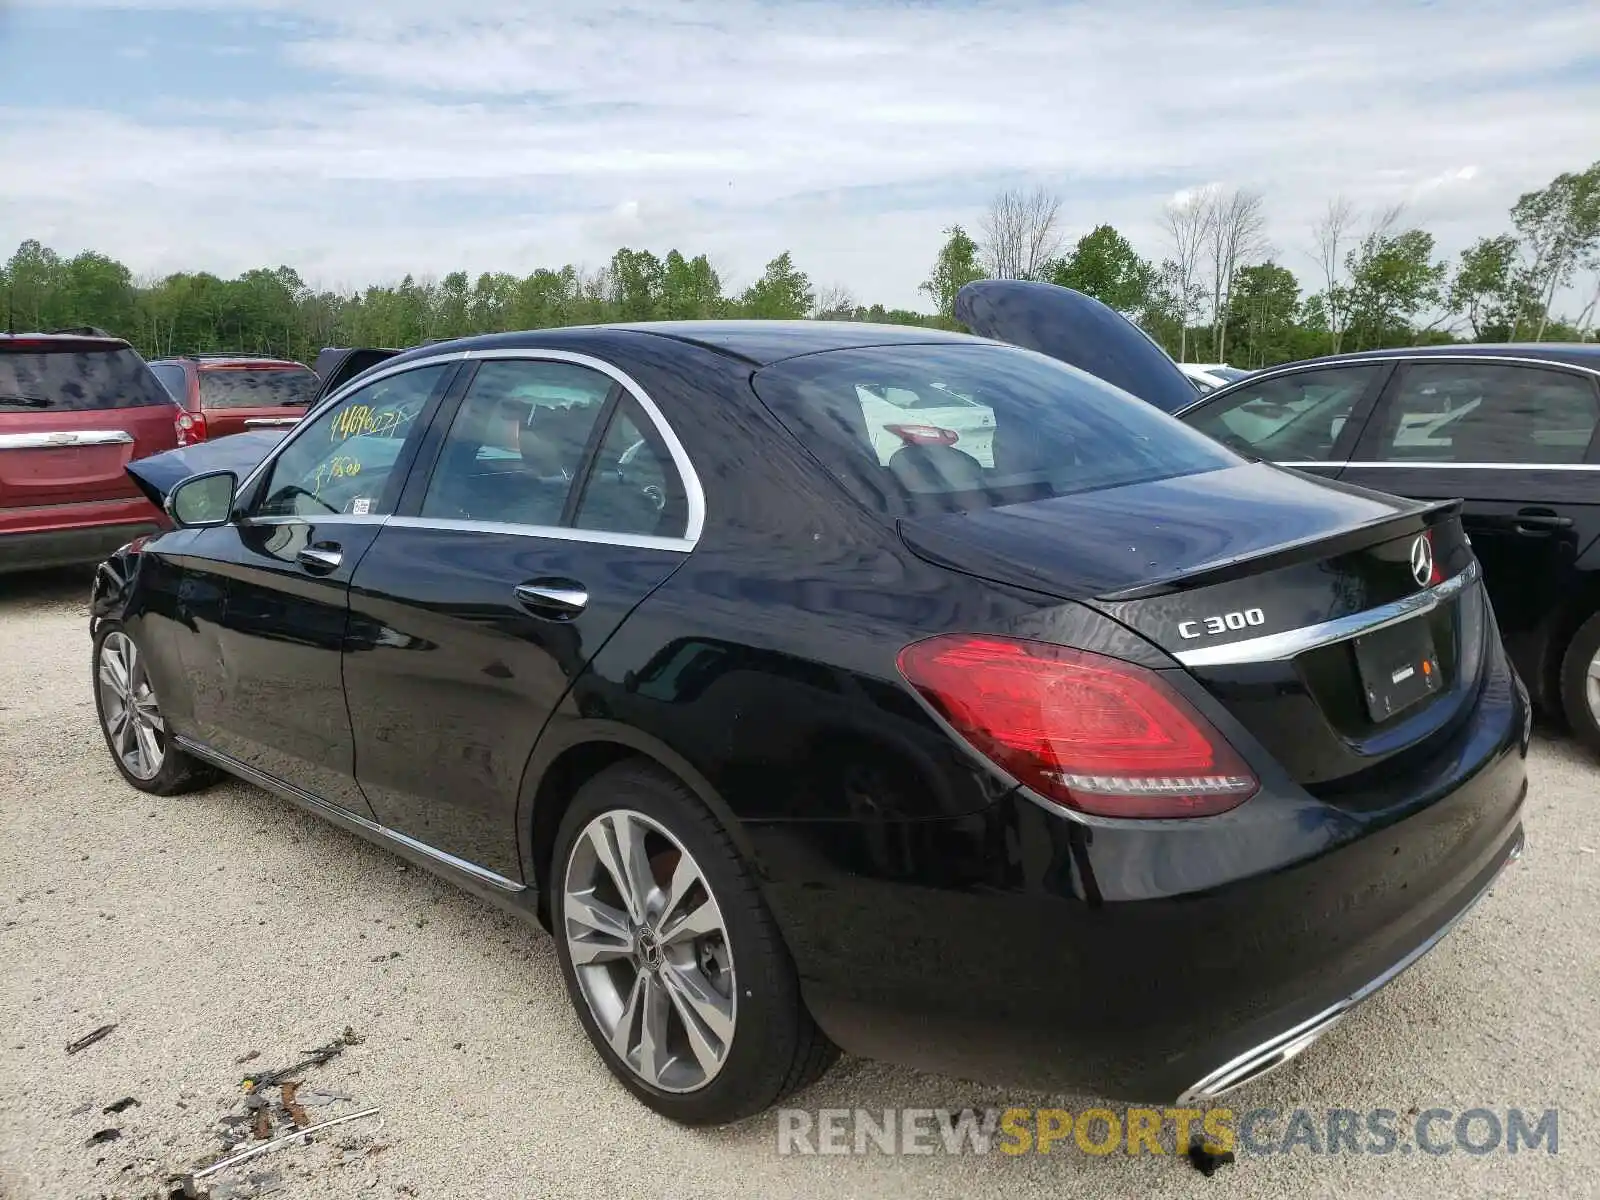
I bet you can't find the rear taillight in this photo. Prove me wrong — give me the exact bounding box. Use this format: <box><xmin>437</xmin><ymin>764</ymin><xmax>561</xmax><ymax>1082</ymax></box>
<box><xmin>884</xmin><ymin>423</ymin><xmax>959</xmax><ymax>446</ymax></box>
<box><xmin>174</xmin><ymin>410</ymin><xmax>208</xmax><ymax>446</ymax></box>
<box><xmin>897</xmin><ymin>635</ymin><xmax>1258</xmax><ymax>819</ymax></box>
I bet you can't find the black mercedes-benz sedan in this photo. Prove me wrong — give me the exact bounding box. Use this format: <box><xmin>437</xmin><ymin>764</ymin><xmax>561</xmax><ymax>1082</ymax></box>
<box><xmin>89</xmin><ymin>317</ymin><xmax>1528</xmax><ymax>1125</ymax></box>
<box><xmin>956</xmin><ymin>279</ymin><xmax>1600</xmax><ymax>757</ymax></box>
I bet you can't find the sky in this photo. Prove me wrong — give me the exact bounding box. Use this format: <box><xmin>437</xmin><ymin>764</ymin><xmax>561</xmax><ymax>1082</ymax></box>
<box><xmin>1</xmin><ymin>0</ymin><xmax>1597</xmax><ymax>311</ymax></box>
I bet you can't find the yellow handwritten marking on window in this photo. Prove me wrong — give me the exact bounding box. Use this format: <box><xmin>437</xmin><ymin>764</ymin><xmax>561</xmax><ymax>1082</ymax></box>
<box><xmin>331</xmin><ymin>404</ymin><xmax>404</xmax><ymax>442</ymax></box>
<box><xmin>310</xmin><ymin>455</ymin><xmax>363</xmax><ymax>498</ymax></box>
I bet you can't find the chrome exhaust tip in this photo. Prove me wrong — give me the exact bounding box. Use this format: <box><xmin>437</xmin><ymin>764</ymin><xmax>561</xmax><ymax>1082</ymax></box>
<box><xmin>1176</xmin><ymin>1005</ymin><xmax>1344</xmax><ymax>1106</ymax></box>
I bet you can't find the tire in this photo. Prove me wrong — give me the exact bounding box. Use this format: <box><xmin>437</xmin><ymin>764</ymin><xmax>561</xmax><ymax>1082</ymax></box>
<box><xmin>91</xmin><ymin>620</ymin><xmax>218</xmax><ymax>795</ymax></box>
<box><xmin>1559</xmin><ymin>612</ymin><xmax>1600</xmax><ymax>758</ymax></box>
<box><xmin>551</xmin><ymin>760</ymin><xmax>837</xmax><ymax>1125</ymax></box>
<box><xmin>1555</xmin><ymin>614</ymin><xmax>1600</xmax><ymax>755</ymax></box>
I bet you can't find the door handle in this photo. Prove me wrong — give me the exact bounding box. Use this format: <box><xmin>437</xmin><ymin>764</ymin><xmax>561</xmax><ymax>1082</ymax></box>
<box><xmin>1513</xmin><ymin>508</ymin><xmax>1573</xmax><ymax>536</ymax></box>
<box><xmin>514</xmin><ymin>580</ymin><xmax>588</xmax><ymax>618</ymax></box>
<box><xmin>297</xmin><ymin>544</ymin><xmax>343</xmax><ymax>572</ymax></box>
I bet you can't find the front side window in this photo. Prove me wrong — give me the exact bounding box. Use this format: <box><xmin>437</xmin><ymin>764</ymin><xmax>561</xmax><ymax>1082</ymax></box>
<box><xmin>1185</xmin><ymin>366</ymin><xmax>1379</xmax><ymax>461</ymax></box>
<box><xmin>420</xmin><ymin>359</ymin><xmax>615</xmax><ymax>526</ymax></box>
<box><xmin>752</xmin><ymin>343</ymin><xmax>1240</xmax><ymax>517</ymax></box>
<box><xmin>254</xmin><ymin>364</ymin><xmax>451</xmax><ymax>518</ymax></box>
<box><xmin>1372</xmin><ymin>363</ymin><xmax>1599</xmax><ymax>465</ymax></box>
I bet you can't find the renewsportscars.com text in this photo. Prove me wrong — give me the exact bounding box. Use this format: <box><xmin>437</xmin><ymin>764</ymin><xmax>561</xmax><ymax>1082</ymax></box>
<box><xmin>776</xmin><ymin>1106</ymin><xmax>1559</xmax><ymax>1157</ymax></box>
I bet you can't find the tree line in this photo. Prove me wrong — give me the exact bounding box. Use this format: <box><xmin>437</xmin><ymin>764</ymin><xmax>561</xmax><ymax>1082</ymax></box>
<box><xmin>4</xmin><ymin>160</ymin><xmax>1596</xmax><ymax>370</ymax></box>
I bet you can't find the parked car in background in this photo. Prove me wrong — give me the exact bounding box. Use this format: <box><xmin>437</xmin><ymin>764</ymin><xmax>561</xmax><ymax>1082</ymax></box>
<box><xmin>1182</xmin><ymin>348</ymin><xmax>1600</xmax><ymax>755</ymax></box>
<box><xmin>958</xmin><ymin>281</ymin><xmax>1600</xmax><ymax>756</ymax></box>
<box><xmin>1180</xmin><ymin>363</ymin><xmax>1252</xmax><ymax>395</ymax></box>
<box><xmin>0</xmin><ymin>332</ymin><xmax>176</xmax><ymax>574</ymax></box>
<box><xmin>147</xmin><ymin>354</ymin><xmax>320</xmax><ymax>444</ymax></box>
<box><xmin>93</xmin><ymin>317</ymin><xmax>1524</xmax><ymax>1125</ymax></box>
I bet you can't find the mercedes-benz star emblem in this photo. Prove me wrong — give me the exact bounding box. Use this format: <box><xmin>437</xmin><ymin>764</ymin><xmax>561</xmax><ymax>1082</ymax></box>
<box><xmin>1410</xmin><ymin>535</ymin><xmax>1434</xmax><ymax>588</ymax></box>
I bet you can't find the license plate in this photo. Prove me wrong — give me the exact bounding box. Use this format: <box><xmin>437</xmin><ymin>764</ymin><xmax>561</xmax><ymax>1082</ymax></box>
<box><xmin>1353</xmin><ymin>617</ymin><xmax>1442</xmax><ymax>722</ymax></box>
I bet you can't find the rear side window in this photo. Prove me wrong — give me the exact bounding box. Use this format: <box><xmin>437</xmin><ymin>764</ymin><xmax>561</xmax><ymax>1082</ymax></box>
<box><xmin>751</xmin><ymin>343</ymin><xmax>1240</xmax><ymax>516</ymax></box>
<box><xmin>199</xmin><ymin>367</ymin><xmax>320</xmax><ymax>409</ymax></box>
<box><xmin>1371</xmin><ymin>363</ymin><xmax>1600</xmax><ymax>465</ymax></box>
<box><xmin>149</xmin><ymin>362</ymin><xmax>189</xmax><ymax>403</ymax></box>
<box><xmin>0</xmin><ymin>345</ymin><xmax>173</xmax><ymax>412</ymax></box>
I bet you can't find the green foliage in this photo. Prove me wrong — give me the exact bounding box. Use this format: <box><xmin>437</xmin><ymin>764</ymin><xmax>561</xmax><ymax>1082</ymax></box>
<box><xmin>1510</xmin><ymin>161</ymin><xmax>1600</xmax><ymax>338</ymax></box>
<box><xmin>1045</xmin><ymin>224</ymin><xmax>1153</xmax><ymax>316</ymax></box>
<box><xmin>1225</xmin><ymin>262</ymin><xmax>1309</xmax><ymax>368</ymax></box>
<box><xmin>8</xmin><ymin>161</ymin><xmax>1600</xmax><ymax>374</ymax></box>
<box><xmin>736</xmin><ymin>251</ymin><xmax>814</xmax><ymax>320</ymax></box>
<box><xmin>918</xmin><ymin>225</ymin><xmax>984</xmax><ymax>322</ymax></box>
<box><xmin>1342</xmin><ymin>228</ymin><xmax>1448</xmax><ymax>350</ymax></box>
<box><xmin>1450</xmin><ymin>235</ymin><xmax>1522</xmax><ymax>340</ymax></box>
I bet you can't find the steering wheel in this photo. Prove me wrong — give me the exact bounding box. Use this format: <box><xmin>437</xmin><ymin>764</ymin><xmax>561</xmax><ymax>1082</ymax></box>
<box><xmin>616</xmin><ymin>438</ymin><xmax>667</xmax><ymax>512</ymax></box>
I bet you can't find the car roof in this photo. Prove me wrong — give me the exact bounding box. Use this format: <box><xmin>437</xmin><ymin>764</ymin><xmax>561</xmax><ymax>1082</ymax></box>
<box><xmin>384</xmin><ymin>321</ymin><xmax>981</xmax><ymax>369</ymax></box>
<box><xmin>0</xmin><ymin>332</ymin><xmax>131</xmax><ymax>351</ymax></box>
<box><xmin>154</xmin><ymin>354</ymin><xmax>311</xmax><ymax>368</ymax></box>
<box><xmin>1257</xmin><ymin>343</ymin><xmax>1600</xmax><ymax>371</ymax></box>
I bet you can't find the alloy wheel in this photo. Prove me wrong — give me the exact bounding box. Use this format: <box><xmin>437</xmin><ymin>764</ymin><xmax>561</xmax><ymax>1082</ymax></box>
<box><xmin>1588</xmin><ymin>647</ymin><xmax>1600</xmax><ymax>726</ymax></box>
<box><xmin>97</xmin><ymin>631</ymin><xmax>166</xmax><ymax>781</ymax></box>
<box><xmin>562</xmin><ymin>809</ymin><xmax>737</xmax><ymax>1093</ymax></box>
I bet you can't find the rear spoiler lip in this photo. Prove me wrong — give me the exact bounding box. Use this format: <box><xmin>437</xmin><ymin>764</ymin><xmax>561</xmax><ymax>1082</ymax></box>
<box><xmin>1095</xmin><ymin>495</ymin><xmax>1463</xmax><ymax>602</ymax></box>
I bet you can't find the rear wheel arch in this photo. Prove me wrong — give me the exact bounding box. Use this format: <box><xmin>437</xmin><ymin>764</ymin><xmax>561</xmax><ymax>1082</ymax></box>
<box><xmin>1534</xmin><ymin>575</ymin><xmax>1600</xmax><ymax>717</ymax></box>
<box><xmin>517</xmin><ymin>723</ymin><xmax>763</xmax><ymax>929</ymax></box>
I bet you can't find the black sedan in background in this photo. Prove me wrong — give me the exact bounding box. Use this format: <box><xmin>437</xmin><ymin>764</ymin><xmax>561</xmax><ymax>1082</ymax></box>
<box><xmin>1179</xmin><ymin>344</ymin><xmax>1600</xmax><ymax>754</ymax></box>
<box><xmin>91</xmin><ymin>318</ymin><xmax>1526</xmax><ymax>1125</ymax></box>
<box><xmin>958</xmin><ymin>280</ymin><xmax>1600</xmax><ymax>755</ymax></box>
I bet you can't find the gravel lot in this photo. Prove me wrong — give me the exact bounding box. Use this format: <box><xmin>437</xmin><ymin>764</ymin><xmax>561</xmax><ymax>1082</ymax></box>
<box><xmin>1</xmin><ymin>566</ymin><xmax>1597</xmax><ymax>1200</ymax></box>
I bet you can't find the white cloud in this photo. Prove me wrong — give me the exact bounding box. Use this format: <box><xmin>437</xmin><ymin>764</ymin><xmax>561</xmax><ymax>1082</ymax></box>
<box><xmin>3</xmin><ymin>0</ymin><xmax>1599</xmax><ymax>309</ymax></box>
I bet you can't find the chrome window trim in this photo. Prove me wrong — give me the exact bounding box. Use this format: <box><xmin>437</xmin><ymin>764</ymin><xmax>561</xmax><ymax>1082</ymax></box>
<box><xmin>231</xmin><ymin>347</ymin><xmax>706</xmax><ymax>547</ymax></box>
<box><xmin>385</xmin><ymin>515</ymin><xmax>692</xmax><ymax>553</ymax></box>
<box><xmin>1279</xmin><ymin>459</ymin><xmax>1600</xmax><ymax>471</ymax></box>
<box><xmin>1173</xmin><ymin>351</ymin><xmax>1600</xmax><ymax>420</ymax></box>
<box><xmin>0</xmin><ymin>430</ymin><xmax>134</xmax><ymax>450</ymax></box>
<box><xmin>1172</xmin><ymin>560</ymin><xmax>1480</xmax><ymax>668</ymax></box>
<box><xmin>242</xmin><ymin>417</ymin><xmax>302</xmax><ymax>429</ymax></box>
<box><xmin>458</xmin><ymin>347</ymin><xmax>705</xmax><ymax>545</ymax></box>
<box><xmin>237</xmin><ymin>513</ymin><xmax>391</xmax><ymax>528</ymax></box>
<box><xmin>1341</xmin><ymin>460</ymin><xmax>1600</xmax><ymax>471</ymax></box>
<box><xmin>231</xmin><ymin>353</ymin><xmax>471</xmax><ymax>505</ymax></box>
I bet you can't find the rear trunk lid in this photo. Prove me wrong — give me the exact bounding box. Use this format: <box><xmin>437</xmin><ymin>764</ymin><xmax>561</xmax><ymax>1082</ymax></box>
<box><xmin>196</xmin><ymin>363</ymin><xmax>319</xmax><ymax>437</ymax></box>
<box><xmin>311</xmin><ymin>347</ymin><xmax>402</xmax><ymax>403</ymax></box>
<box><xmin>124</xmin><ymin>429</ymin><xmax>289</xmax><ymax>510</ymax></box>
<box><xmin>940</xmin><ymin>279</ymin><xmax>1496</xmax><ymax>791</ymax></box>
<box><xmin>900</xmin><ymin>463</ymin><xmax>1485</xmax><ymax>791</ymax></box>
<box><xmin>0</xmin><ymin>338</ymin><xmax>179</xmax><ymax>509</ymax></box>
<box><xmin>955</xmin><ymin>279</ymin><xmax>1200</xmax><ymax>414</ymax></box>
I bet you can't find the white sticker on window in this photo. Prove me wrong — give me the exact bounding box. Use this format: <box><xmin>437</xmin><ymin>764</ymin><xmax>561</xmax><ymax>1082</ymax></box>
<box><xmin>351</xmin><ymin>497</ymin><xmax>371</xmax><ymax>515</ymax></box>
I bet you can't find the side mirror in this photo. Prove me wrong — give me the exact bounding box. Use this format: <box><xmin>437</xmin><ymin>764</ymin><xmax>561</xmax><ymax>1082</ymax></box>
<box><xmin>167</xmin><ymin>470</ymin><xmax>238</xmax><ymax>529</ymax></box>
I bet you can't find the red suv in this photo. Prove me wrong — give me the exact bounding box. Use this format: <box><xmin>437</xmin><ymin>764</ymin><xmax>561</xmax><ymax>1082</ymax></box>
<box><xmin>147</xmin><ymin>355</ymin><xmax>319</xmax><ymax>443</ymax></box>
<box><xmin>0</xmin><ymin>333</ymin><xmax>179</xmax><ymax>575</ymax></box>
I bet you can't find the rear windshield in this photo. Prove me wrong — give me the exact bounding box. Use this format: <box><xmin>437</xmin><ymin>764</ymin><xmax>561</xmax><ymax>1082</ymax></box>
<box><xmin>751</xmin><ymin>343</ymin><xmax>1240</xmax><ymax>516</ymax></box>
<box><xmin>0</xmin><ymin>345</ymin><xmax>174</xmax><ymax>412</ymax></box>
<box><xmin>199</xmin><ymin>367</ymin><xmax>320</xmax><ymax>409</ymax></box>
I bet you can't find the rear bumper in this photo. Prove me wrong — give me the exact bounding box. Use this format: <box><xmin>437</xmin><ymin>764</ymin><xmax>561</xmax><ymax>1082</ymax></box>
<box><xmin>749</xmin><ymin>640</ymin><xmax>1530</xmax><ymax>1101</ymax></box>
<box><xmin>1178</xmin><ymin>822</ymin><xmax>1522</xmax><ymax>1103</ymax></box>
<box><xmin>0</xmin><ymin>497</ymin><xmax>163</xmax><ymax>574</ymax></box>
